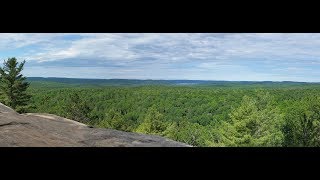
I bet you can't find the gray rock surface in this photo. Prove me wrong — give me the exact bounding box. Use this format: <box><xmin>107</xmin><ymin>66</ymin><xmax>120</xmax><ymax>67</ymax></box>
<box><xmin>0</xmin><ymin>103</ymin><xmax>190</xmax><ymax>147</ymax></box>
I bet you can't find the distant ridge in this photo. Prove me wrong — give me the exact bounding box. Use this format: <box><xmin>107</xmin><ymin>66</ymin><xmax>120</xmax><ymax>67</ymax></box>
<box><xmin>27</xmin><ymin>77</ymin><xmax>315</xmax><ymax>83</ymax></box>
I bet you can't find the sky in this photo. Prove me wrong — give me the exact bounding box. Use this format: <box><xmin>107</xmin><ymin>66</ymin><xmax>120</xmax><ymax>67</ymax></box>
<box><xmin>0</xmin><ymin>33</ymin><xmax>320</xmax><ymax>82</ymax></box>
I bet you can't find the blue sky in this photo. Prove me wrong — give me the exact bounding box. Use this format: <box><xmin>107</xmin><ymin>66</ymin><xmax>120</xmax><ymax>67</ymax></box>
<box><xmin>0</xmin><ymin>33</ymin><xmax>320</xmax><ymax>82</ymax></box>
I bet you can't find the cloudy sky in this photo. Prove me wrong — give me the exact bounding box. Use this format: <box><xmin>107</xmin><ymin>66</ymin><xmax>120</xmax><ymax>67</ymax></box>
<box><xmin>0</xmin><ymin>33</ymin><xmax>319</xmax><ymax>82</ymax></box>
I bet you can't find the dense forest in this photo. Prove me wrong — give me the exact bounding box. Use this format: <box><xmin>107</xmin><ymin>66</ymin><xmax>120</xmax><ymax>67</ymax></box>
<box><xmin>23</xmin><ymin>78</ymin><xmax>320</xmax><ymax>147</ymax></box>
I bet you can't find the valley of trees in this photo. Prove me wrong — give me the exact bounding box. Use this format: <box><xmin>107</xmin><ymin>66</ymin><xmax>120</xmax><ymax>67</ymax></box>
<box><xmin>26</xmin><ymin>82</ymin><xmax>320</xmax><ymax>147</ymax></box>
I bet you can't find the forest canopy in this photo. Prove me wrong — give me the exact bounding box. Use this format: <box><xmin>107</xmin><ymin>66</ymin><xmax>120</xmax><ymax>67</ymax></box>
<box><xmin>25</xmin><ymin>79</ymin><xmax>320</xmax><ymax>147</ymax></box>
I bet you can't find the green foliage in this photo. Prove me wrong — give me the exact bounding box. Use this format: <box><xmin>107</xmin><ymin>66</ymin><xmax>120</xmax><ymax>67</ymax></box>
<box><xmin>25</xmin><ymin>80</ymin><xmax>320</xmax><ymax>147</ymax></box>
<box><xmin>164</xmin><ymin>120</ymin><xmax>218</xmax><ymax>147</ymax></box>
<box><xmin>283</xmin><ymin>97</ymin><xmax>320</xmax><ymax>147</ymax></box>
<box><xmin>0</xmin><ymin>57</ymin><xmax>31</xmax><ymax>112</ymax></box>
<box><xmin>135</xmin><ymin>106</ymin><xmax>167</xmax><ymax>135</ymax></box>
<box><xmin>65</xmin><ymin>92</ymin><xmax>92</xmax><ymax>123</ymax></box>
<box><xmin>99</xmin><ymin>108</ymin><xmax>134</xmax><ymax>131</ymax></box>
<box><xmin>221</xmin><ymin>93</ymin><xmax>284</xmax><ymax>147</ymax></box>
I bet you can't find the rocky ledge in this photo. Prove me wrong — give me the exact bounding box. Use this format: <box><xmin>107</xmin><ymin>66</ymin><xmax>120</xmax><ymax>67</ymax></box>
<box><xmin>0</xmin><ymin>103</ymin><xmax>190</xmax><ymax>147</ymax></box>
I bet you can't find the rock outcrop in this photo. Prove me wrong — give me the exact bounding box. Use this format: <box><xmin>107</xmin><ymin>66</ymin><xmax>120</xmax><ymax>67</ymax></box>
<box><xmin>0</xmin><ymin>103</ymin><xmax>190</xmax><ymax>147</ymax></box>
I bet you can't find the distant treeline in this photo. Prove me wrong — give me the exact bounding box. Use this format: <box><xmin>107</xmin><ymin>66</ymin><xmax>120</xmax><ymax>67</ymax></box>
<box><xmin>26</xmin><ymin>77</ymin><xmax>320</xmax><ymax>88</ymax></box>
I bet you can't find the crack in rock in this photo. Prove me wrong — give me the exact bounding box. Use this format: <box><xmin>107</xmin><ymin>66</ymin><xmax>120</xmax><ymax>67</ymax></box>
<box><xmin>0</xmin><ymin>122</ymin><xmax>29</xmax><ymax>127</ymax></box>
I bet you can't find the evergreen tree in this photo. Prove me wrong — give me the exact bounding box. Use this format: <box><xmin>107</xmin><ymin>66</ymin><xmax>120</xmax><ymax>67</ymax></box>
<box><xmin>66</xmin><ymin>92</ymin><xmax>92</xmax><ymax>123</ymax></box>
<box><xmin>0</xmin><ymin>57</ymin><xmax>31</xmax><ymax>112</ymax></box>
<box><xmin>221</xmin><ymin>93</ymin><xmax>284</xmax><ymax>147</ymax></box>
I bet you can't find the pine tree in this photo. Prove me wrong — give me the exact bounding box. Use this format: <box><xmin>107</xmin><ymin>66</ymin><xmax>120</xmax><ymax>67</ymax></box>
<box><xmin>0</xmin><ymin>57</ymin><xmax>31</xmax><ymax>112</ymax></box>
<box><xmin>221</xmin><ymin>93</ymin><xmax>284</xmax><ymax>147</ymax></box>
<box><xmin>66</xmin><ymin>92</ymin><xmax>92</xmax><ymax>123</ymax></box>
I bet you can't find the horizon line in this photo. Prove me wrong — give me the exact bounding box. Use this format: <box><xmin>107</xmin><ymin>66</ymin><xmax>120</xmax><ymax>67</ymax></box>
<box><xmin>26</xmin><ymin>76</ymin><xmax>320</xmax><ymax>83</ymax></box>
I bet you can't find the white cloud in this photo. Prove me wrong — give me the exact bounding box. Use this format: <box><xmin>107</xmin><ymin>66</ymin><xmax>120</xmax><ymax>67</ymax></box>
<box><xmin>2</xmin><ymin>33</ymin><xmax>320</xmax><ymax>81</ymax></box>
